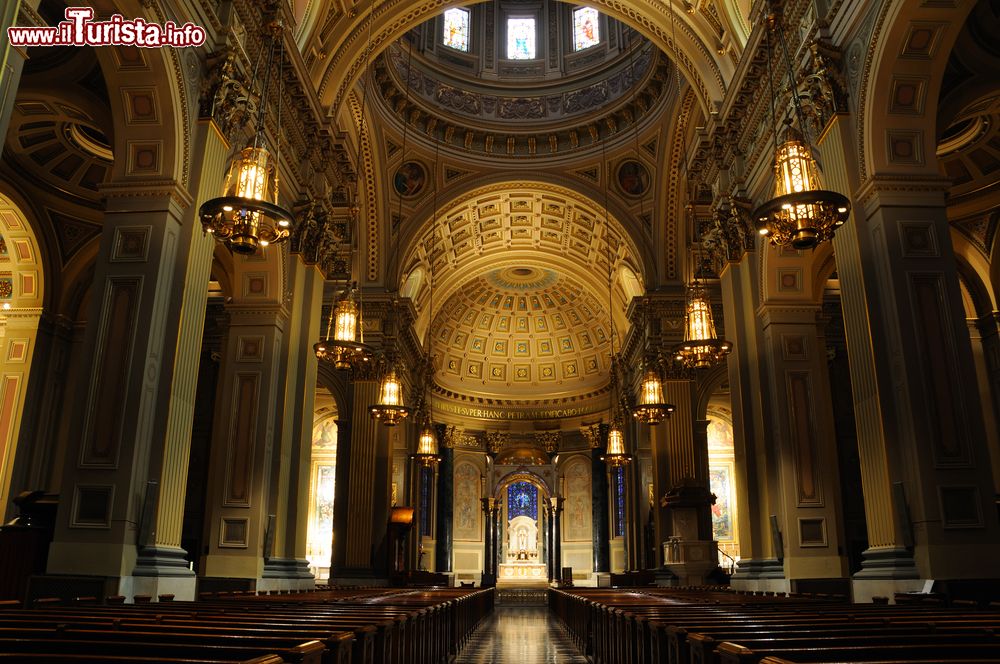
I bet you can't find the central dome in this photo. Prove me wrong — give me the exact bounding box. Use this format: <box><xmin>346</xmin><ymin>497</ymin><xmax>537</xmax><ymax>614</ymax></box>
<box><xmin>372</xmin><ymin>1</ymin><xmax>672</xmax><ymax>157</ymax></box>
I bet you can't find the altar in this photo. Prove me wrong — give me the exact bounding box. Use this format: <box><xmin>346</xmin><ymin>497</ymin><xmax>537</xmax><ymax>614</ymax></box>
<box><xmin>498</xmin><ymin>562</ymin><xmax>547</xmax><ymax>582</ymax></box>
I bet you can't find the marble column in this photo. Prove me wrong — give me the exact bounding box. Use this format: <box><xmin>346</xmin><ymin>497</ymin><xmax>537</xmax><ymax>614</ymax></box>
<box><xmin>659</xmin><ymin>379</ymin><xmax>717</xmax><ymax>585</ymax></box>
<box><xmin>480</xmin><ymin>497</ymin><xmax>497</xmax><ymax>586</ymax></box>
<box><xmin>330</xmin><ymin>418</ymin><xmax>352</xmax><ymax>573</ymax></box>
<box><xmin>330</xmin><ymin>374</ymin><xmax>392</xmax><ymax>580</ymax></box>
<box><xmin>551</xmin><ymin>496</ymin><xmax>564</xmax><ymax>581</ymax></box>
<box><xmin>591</xmin><ymin>443</ymin><xmax>610</xmax><ymax>573</ymax></box>
<box><xmin>435</xmin><ymin>443</ymin><xmax>454</xmax><ymax>573</ymax></box>
<box><xmin>541</xmin><ymin>505</ymin><xmax>556</xmax><ymax>583</ymax></box>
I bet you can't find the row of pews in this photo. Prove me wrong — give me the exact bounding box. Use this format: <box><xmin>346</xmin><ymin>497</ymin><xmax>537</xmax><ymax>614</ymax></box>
<box><xmin>549</xmin><ymin>586</ymin><xmax>1000</xmax><ymax>664</ymax></box>
<box><xmin>0</xmin><ymin>585</ymin><xmax>493</xmax><ymax>663</ymax></box>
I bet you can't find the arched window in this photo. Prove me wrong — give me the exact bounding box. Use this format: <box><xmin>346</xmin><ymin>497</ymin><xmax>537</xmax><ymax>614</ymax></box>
<box><xmin>442</xmin><ymin>8</ymin><xmax>470</xmax><ymax>52</ymax></box>
<box><xmin>573</xmin><ymin>7</ymin><xmax>600</xmax><ymax>51</ymax></box>
<box><xmin>611</xmin><ymin>465</ymin><xmax>626</xmax><ymax>537</ymax></box>
<box><xmin>507</xmin><ymin>17</ymin><xmax>536</xmax><ymax>59</ymax></box>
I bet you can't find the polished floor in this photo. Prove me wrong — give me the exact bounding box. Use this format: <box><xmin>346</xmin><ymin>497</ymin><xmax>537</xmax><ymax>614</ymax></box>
<box><xmin>455</xmin><ymin>607</ymin><xmax>587</xmax><ymax>663</ymax></box>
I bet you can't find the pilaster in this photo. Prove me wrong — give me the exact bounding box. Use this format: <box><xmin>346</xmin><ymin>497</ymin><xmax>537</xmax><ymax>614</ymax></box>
<box><xmin>758</xmin><ymin>303</ymin><xmax>848</xmax><ymax>580</ymax></box>
<box><xmin>47</xmin><ymin>178</ymin><xmax>196</xmax><ymax>599</ymax></box>
<box><xmin>260</xmin><ymin>258</ymin><xmax>324</xmax><ymax>591</ymax></box>
<box><xmin>721</xmin><ymin>256</ymin><xmax>786</xmax><ymax>586</ymax></box>
<box><xmin>199</xmin><ymin>303</ymin><xmax>286</xmax><ymax>582</ymax></box>
<box><xmin>0</xmin><ymin>1</ymin><xmax>25</xmax><ymax>144</ymax></box>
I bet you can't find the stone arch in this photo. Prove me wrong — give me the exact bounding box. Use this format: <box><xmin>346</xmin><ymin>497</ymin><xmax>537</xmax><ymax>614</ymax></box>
<box><xmin>313</xmin><ymin>0</ymin><xmax>731</xmax><ymax>120</ymax></box>
<box><xmin>0</xmin><ymin>192</ymin><xmax>48</xmax><ymax>515</ymax></box>
<box><xmin>92</xmin><ymin>1</ymin><xmax>191</xmax><ymax>188</ymax></box>
<box><xmin>493</xmin><ymin>469</ymin><xmax>552</xmax><ymax>501</ymax></box>
<box><xmin>695</xmin><ymin>363</ymin><xmax>731</xmax><ymax>420</ymax></box>
<box><xmin>398</xmin><ymin>178</ymin><xmax>651</xmax><ymax>330</ymax></box>
<box><xmin>858</xmin><ymin>1</ymin><xmax>975</xmax><ymax>183</ymax></box>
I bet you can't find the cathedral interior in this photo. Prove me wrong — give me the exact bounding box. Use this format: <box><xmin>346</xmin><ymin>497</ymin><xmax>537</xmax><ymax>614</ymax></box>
<box><xmin>0</xmin><ymin>0</ymin><xmax>999</xmax><ymax>656</ymax></box>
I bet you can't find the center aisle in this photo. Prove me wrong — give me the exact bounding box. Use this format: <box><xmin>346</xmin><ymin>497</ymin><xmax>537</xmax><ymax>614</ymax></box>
<box><xmin>455</xmin><ymin>606</ymin><xmax>587</xmax><ymax>663</ymax></box>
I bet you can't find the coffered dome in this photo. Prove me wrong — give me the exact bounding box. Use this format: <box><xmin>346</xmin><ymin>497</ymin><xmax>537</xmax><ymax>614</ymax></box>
<box><xmin>433</xmin><ymin>266</ymin><xmax>611</xmax><ymax>399</ymax></box>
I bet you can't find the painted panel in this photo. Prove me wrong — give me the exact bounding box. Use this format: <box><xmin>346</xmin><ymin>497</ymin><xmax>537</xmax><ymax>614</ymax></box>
<box><xmin>709</xmin><ymin>463</ymin><xmax>735</xmax><ymax>542</ymax></box>
<box><xmin>453</xmin><ymin>460</ymin><xmax>482</xmax><ymax>541</ymax></box>
<box><xmin>563</xmin><ymin>457</ymin><xmax>592</xmax><ymax>541</ymax></box>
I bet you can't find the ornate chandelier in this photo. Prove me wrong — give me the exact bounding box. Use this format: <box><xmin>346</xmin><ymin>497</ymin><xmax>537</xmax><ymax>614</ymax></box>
<box><xmin>200</xmin><ymin>22</ymin><xmax>292</xmax><ymax>254</ymax></box>
<box><xmin>414</xmin><ymin>419</ymin><xmax>440</xmax><ymax>467</ymax></box>
<box><xmin>369</xmin><ymin>363</ymin><xmax>411</xmax><ymax>426</ymax></box>
<box><xmin>674</xmin><ymin>283</ymin><xmax>731</xmax><ymax>369</ymax></box>
<box><xmin>633</xmin><ymin>363</ymin><xmax>674</xmax><ymax>425</ymax></box>
<box><xmin>753</xmin><ymin>9</ymin><xmax>850</xmax><ymax>250</ymax></box>
<box><xmin>604</xmin><ymin>419</ymin><xmax>630</xmax><ymax>467</ymax></box>
<box><xmin>754</xmin><ymin>128</ymin><xmax>850</xmax><ymax>249</ymax></box>
<box><xmin>315</xmin><ymin>281</ymin><xmax>372</xmax><ymax>370</ymax></box>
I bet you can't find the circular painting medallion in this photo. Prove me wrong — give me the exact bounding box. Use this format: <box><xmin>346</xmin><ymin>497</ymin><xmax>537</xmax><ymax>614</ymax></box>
<box><xmin>393</xmin><ymin>161</ymin><xmax>426</xmax><ymax>198</ymax></box>
<box><xmin>616</xmin><ymin>159</ymin><xmax>650</xmax><ymax>197</ymax></box>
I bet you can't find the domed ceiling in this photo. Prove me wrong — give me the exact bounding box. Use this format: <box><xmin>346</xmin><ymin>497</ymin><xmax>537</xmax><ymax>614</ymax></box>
<box><xmin>371</xmin><ymin>2</ymin><xmax>674</xmax><ymax>158</ymax></box>
<box><xmin>433</xmin><ymin>266</ymin><xmax>611</xmax><ymax>399</ymax></box>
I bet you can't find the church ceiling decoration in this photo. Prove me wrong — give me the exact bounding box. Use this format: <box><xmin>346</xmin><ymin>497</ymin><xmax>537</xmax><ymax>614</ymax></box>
<box><xmin>6</xmin><ymin>97</ymin><xmax>112</xmax><ymax>207</ymax></box>
<box><xmin>373</xmin><ymin>42</ymin><xmax>672</xmax><ymax>158</ymax></box>
<box><xmin>434</xmin><ymin>267</ymin><xmax>610</xmax><ymax>398</ymax></box>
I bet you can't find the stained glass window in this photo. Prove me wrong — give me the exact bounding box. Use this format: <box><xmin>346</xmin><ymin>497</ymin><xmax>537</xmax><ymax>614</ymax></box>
<box><xmin>573</xmin><ymin>7</ymin><xmax>600</xmax><ymax>51</ymax></box>
<box><xmin>507</xmin><ymin>481</ymin><xmax>538</xmax><ymax>519</ymax></box>
<box><xmin>442</xmin><ymin>8</ymin><xmax>470</xmax><ymax>52</ymax></box>
<box><xmin>612</xmin><ymin>466</ymin><xmax>625</xmax><ymax>537</ymax></box>
<box><xmin>507</xmin><ymin>17</ymin><xmax>536</xmax><ymax>59</ymax></box>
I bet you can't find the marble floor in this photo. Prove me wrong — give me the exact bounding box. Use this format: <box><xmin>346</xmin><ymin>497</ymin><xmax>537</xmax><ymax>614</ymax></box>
<box><xmin>454</xmin><ymin>607</ymin><xmax>587</xmax><ymax>663</ymax></box>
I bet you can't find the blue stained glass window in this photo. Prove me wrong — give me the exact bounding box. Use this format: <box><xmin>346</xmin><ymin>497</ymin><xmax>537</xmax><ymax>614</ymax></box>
<box><xmin>442</xmin><ymin>8</ymin><xmax>470</xmax><ymax>52</ymax></box>
<box><xmin>613</xmin><ymin>466</ymin><xmax>625</xmax><ymax>537</ymax></box>
<box><xmin>507</xmin><ymin>17</ymin><xmax>536</xmax><ymax>59</ymax></box>
<box><xmin>573</xmin><ymin>7</ymin><xmax>600</xmax><ymax>51</ymax></box>
<box><xmin>507</xmin><ymin>481</ymin><xmax>538</xmax><ymax>520</ymax></box>
<box><xmin>420</xmin><ymin>466</ymin><xmax>434</xmax><ymax>536</ymax></box>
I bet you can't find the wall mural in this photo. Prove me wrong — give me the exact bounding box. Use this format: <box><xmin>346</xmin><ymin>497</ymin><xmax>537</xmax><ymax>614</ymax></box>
<box><xmin>563</xmin><ymin>456</ymin><xmax>592</xmax><ymax>541</ymax></box>
<box><xmin>306</xmin><ymin>417</ymin><xmax>338</xmax><ymax>578</ymax></box>
<box><xmin>393</xmin><ymin>161</ymin><xmax>426</xmax><ymax>198</ymax></box>
<box><xmin>709</xmin><ymin>464</ymin><xmax>734</xmax><ymax>541</ymax></box>
<box><xmin>616</xmin><ymin>159</ymin><xmax>649</xmax><ymax>197</ymax></box>
<box><xmin>453</xmin><ymin>460</ymin><xmax>482</xmax><ymax>541</ymax></box>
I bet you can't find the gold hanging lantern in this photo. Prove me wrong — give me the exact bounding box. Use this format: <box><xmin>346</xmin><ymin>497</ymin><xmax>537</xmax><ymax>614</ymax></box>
<box><xmin>414</xmin><ymin>421</ymin><xmax>440</xmax><ymax>467</ymax></box>
<box><xmin>315</xmin><ymin>282</ymin><xmax>372</xmax><ymax>370</ymax></box>
<box><xmin>369</xmin><ymin>366</ymin><xmax>411</xmax><ymax>426</ymax></box>
<box><xmin>752</xmin><ymin>10</ymin><xmax>850</xmax><ymax>250</ymax></box>
<box><xmin>753</xmin><ymin>130</ymin><xmax>849</xmax><ymax>250</ymax></box>
<box><xmin>673</xmin><ymin>284</ymin><xmax>732</xmax><ymax>369</ymax></box>
<box><xmin>199</xmin><ymin>24</ymin><xmax>293</xmax><ymax>254</ymax></box>
<box><xmin>604</xmin><ymin>420</ymin><xmax>631</xmax><ymax>467</ymax></box>
<box><xmin>633</xmin><ymin>364</ymin><xmax>674</xmax><ymax>425</ymax></box>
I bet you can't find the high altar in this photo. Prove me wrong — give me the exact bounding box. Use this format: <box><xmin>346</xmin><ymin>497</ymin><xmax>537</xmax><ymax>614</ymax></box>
<box><xmin>498</xmin><ymin>484</ymin><xmax>547</xmax><ymax>583</ymax></box>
